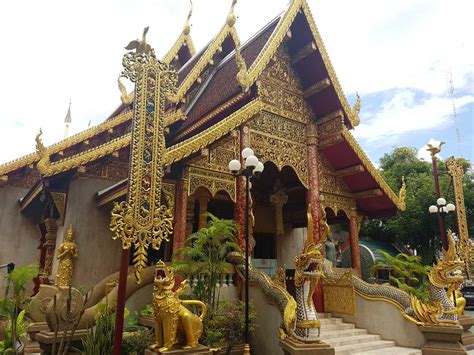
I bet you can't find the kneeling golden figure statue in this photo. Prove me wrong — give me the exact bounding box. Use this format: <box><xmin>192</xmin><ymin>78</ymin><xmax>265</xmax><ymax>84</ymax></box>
<box><xmin>149</xmin><ymin>261</ymin><xmax>207</xmax><ymax>352</ymax></box>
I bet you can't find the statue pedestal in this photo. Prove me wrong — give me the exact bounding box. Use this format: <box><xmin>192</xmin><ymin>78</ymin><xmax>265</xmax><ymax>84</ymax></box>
<box><xmin>459</xmin><ymin>316</ymin><xmax>474</xmax><ymax>348</ymax></box>
<box><xmin>24</xmin><ymin>322</ymin><xmax>49</xmax><ymax>354</ymax></box>
<box><xmin>36</xmin><ymin>329</ymin><xmax>89</xmax><ymax>353</ymax></box>
<box><xmin>420</xmin><ymin>325</ymin><xmax>466</xmax><ymax>354</ymax></box>
<box><xmin>279</xmin><ymin>338</ymin><xmax>334</xmax><ymax>355</ymax></box>
<box><xmin>145</xmin><ymin>344</ymin><xmax>211</xmax><ymax>355</ymax></box>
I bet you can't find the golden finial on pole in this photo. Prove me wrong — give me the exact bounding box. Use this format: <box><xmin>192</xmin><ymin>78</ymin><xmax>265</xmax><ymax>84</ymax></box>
<box><xmin>183</xmin><ymin>0</ymin><xmax>193</xmax><ymax>35</ymax></box>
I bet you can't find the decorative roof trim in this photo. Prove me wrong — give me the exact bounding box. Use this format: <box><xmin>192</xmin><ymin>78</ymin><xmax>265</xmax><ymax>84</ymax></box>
<box><xmin>243</xmin><ymin>0</ymin><xmax>360</xmax><ymax>128</ymax></box>
<box><xmin>163</xmin><ymin>32</ymin><xmax>196</xmax><ymax>65</ymax></box>
<box><xmin>341</xmin><ymin>127</ymin><xmax>405</xmax><ymax>211</ymax></box>
<box><xmin>170</xmin><ymin>25</ymin><xmax>240</xmax><ymax>104</ymax></box>
<box><xmin>38</xmin><ymin>135</ymin><xmax>131</xmax><ymax>177</ymax></box>
<box><xmin>32</xmin><ymin>99</ymin><xmax>264</xmax><ymax>178</ymax></box>
<box><xmin>0</xmin><ymin>110</ymin><xmax>133</xmax><ymax>176</ymax></box>
<box><xmin>164</xmin><ymin>98</ymin><xmax>263</xmax><ymax>165</ymax></box>
<box><xmin>0</xmin><ymin>106</ymin><xmax>186</xmax><ymax>176</ymax></box>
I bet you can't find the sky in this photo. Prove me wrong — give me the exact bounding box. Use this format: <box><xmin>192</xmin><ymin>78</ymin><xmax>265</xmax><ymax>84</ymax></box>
<box><xmin>0</xmin><ymin>0</ymin><xmax>472</xmax><ymax>167</ymax></box>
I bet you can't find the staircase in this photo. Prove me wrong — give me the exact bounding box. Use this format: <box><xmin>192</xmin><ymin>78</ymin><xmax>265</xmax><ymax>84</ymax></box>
<box><xmin>319</xmin><ymin>313</ymin><xmax>421</xmax><ymax>354</ymax></box>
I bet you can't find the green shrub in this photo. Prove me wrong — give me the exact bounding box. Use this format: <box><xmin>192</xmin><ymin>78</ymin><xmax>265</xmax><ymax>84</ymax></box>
<box><xmin>80</xmin><ymin>302</ymin><xmax>115</xmax><ymax>355</ymax></box>
<box><xmin>122</xmin><ymin>329</ymin><xmax>154</xmax><ymax>355</ymax></box>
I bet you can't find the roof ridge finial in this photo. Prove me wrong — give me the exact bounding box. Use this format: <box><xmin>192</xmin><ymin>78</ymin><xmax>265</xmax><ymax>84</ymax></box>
<box><xmin>64</xmin><ymin>99</ymin><xmax>72</xmax><ymax>124</ymax></box>
<box><xmin>183</xmin><ymin>0</ymin><xmax>193</xmax><ymax>35</ymax></box>
<box><xmin>226</xmin><ymin>0</ymin><xmax>237</xmax><ymax>27</ymax></box>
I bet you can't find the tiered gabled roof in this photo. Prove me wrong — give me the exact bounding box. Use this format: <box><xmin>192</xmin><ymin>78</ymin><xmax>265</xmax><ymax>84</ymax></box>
<box><xmin>0</xmin><ymin>0</ymin><xmax>405</xmax><ymax>217</ymax></box>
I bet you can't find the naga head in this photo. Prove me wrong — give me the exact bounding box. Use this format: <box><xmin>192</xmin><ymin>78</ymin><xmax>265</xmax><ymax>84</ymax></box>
<box><xmin>153</xmin><ymin>260</ymin><xmax>175</xmax><ymax>296</ymax></box>
<box><xmin>294</xmin><ymin>205</ymin><xmax>326</xmax><ymax>305</ymax></box>
<box><xmin>429</xmin><ymin>230</ymin><xmax>465</xmax><ymax>289</ymax></box>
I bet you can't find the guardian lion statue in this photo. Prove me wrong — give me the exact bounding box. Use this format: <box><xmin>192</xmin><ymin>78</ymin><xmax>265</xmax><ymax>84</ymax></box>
<box><xmin>149</xmin><ymin>261</ymin><xmax>207</xmax><ymax>352</ymax></box>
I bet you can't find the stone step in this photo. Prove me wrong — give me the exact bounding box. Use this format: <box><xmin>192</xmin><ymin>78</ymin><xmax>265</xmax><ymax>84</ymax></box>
<box><xmin>318</xmin><ymin>313</ymin><xmax>333</xmax><ymax>318</ymax></box>
<box><xmin>357</xmin><ymin>346</ymin><xmax>422</xmax><ymax>354</ymax></box>
<box><xmin>320</xmin><ymin>328</ymin><xmax>368</xmax><ymax>340</ymax></box>
<box><xmin>325</xmin><ymin>334</ymin><xmax>381</xmax><ymax>347</ymax></box>
<box><xmin>334</xmin><ymin>340</ymin><xmax>396</xmax><ymax>355</ymax></box>
<box><xmin>319</xmin><ymin>317</ymin><xmax>343</xmax><ymax>325</ymax></box>
<box><xmin>321</xmin><ymin>322</ymin><xmax>355</xmax><ymax>332</ymax></box>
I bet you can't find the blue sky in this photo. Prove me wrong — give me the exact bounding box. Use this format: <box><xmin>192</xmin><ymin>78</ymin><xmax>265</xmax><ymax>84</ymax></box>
<box><xmin>0</xmin><ymin>0</ymin><xmax>472</xmax><ymax>167</ymax></box>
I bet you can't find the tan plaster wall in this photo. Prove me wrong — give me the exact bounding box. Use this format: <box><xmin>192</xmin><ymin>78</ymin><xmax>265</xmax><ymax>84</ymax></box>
<box><xmin>249</xmin><ymin>286</ymin><xmax>284</xmax><ymax>355</ymax></box>
<box><xmin>53</xmin><ymin>177</ymin><xmax>122</xmax><ymax>290</ymax></box>
<box><xmin>0</xmin><ymin>186</ymin><xmax>40</xmax><ymax>290</ymax></box>
<box><xmin>333</xmin><ymin>294</ymin><xmax>425</xmax><ymax>349</ymax></box>
<box><xmin>277</xmin><ymin>226</ymin><xmax>306</xmax><ymax>268</ymax></box>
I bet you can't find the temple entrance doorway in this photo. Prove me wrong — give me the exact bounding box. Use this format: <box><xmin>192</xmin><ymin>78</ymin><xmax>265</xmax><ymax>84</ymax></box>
<box><xmin>250</xmin><ymin>162</ymin><xmax>307</xmax><ymax>279</ymax></box>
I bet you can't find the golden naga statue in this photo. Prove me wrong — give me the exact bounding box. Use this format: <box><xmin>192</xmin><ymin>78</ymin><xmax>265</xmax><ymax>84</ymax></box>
<box><xmin>56</xmin><ymin>225</ymin><xmax>79</xmax><ymax>287</ymax></box>
<box><xmin>149</xmin><ymin>261</ymin><xmax>207</xmax><ymax>352</ymax></box>
<box><xmin>410</xmin><ymin>229</ymin><xmax>466</xmax><ymax>324</ymax></box>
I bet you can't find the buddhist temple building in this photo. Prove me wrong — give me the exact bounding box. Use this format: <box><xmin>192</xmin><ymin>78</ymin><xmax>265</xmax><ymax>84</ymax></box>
<box><xmin>0</xmin><ymin>0</ymin><xmax>405</xmax><ymax>307</ymax></box>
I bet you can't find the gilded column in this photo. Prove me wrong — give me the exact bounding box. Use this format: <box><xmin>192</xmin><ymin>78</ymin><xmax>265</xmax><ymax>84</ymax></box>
<box><xmin>306</xmin><ymin>123</ymin><xmax>321</xmax><ymax>242</ymax></box>
<box><xmin>235</xmin><ymin>126</ymin><xmax>249</xmax><ymax>252</ymax></box>
<box><xmin>349</xmin><ymin>210</ymin><xmax>362</xmax><ymax>275</ymax></box>
<box><xmin>43</xmin><ymin>218</ymin><xmax>58</xmax><ymax>282</ymax></box>
<box><xmin>446</xmin><ymin>158</ymin><xmax>471</xmax><ymax>273</ymax></box>
<box><xmin>306</xmin><ymin>122</ymin><xmax>323</xmax><ymax>311</ymax></box>
<box><xmin>173</xmin><ymin>177</ymin><xmax>188</xmax><ymax>253</ymax></box>
<box><xmin>197</xmin><ymin>191</ymin><xmax>209</xmax><ymax>230</ymax></box>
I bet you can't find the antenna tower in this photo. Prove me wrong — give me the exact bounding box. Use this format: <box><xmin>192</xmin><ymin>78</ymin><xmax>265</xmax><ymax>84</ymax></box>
<box><xmin>446</xmin><ymin>68</ymin><xmax>462</xmax><ymax>156</ymax></box>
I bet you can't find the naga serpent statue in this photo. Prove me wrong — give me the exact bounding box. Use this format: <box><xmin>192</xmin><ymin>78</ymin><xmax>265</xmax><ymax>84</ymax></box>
<box><xmin>323</xmin><ymin>229</ymin><xmax>465</xmax><ymax>325</ymax></box>
<box><xmin>227</xmin><ymin>204</ymin><xmax>327</xmax><ymax>342</ymax></box>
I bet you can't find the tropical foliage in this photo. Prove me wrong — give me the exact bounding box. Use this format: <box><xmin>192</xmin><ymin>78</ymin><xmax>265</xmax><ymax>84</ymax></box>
<box><xmin>372</xmin><ymin>251</ymin><xmax>431</xmax><ymax>301</ymax></box>
<box><xmin>80</xmin><ymin>302</ymin><xmax>115</xmax><ymax>355</ymax></box>
<box><xmin>361</xmin><ymin>147</ymin><xmax>473</xmax><ymax>264</ymax></box>
<box><xmin>0</xmin><ymin>263</ymin><xmax>40</xmax><ymax>352</ymax></box>
<box><xmin>173</xmin><ymin>213</ymin><xmax>240</xmax><ymax>309</ymax></box>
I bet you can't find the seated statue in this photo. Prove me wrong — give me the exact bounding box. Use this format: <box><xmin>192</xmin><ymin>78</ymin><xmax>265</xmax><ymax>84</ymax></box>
<box><xmin>149</xmin><ymin>261</ymin><xmax>207</xmax><ymax>352</ymax></box>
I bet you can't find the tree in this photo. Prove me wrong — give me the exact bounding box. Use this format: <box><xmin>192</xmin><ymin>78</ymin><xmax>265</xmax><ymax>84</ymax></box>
<box><xmin>361</xmin><ymin>147</ymin><xmax>473</xmax><ymax>264</ymax></box>
<box><xmin>173</xmin><ymin>213</ymin><xmax>240</xmax><ymax>309</ymax></box>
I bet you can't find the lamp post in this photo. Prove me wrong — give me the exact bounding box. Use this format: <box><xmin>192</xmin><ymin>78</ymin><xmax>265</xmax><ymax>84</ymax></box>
<box><xmin>429</xmin><ymin>197</ymin><xmax>456</xmax><ymax>250</ymax></box>
<box><xmin>228</xmin><ymin>147</ymin><xmax>264</xmax><ymax>355</ymax></box>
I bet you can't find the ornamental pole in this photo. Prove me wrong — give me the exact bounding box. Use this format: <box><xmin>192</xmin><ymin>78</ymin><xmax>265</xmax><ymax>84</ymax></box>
<box><xmin>110</xmin><ymin>27</ymin><xmax>177</xmax><ymax>354</ymax></box>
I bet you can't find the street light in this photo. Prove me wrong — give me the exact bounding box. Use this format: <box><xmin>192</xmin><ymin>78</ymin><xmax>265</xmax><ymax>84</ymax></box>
<box><xmin>228</xmin><ymin>147</ymin><xmax>264</xmax><ymax>355</ymax></box>
<box><xmin>429</xmin><ymin>197</ymin><xmax>456</xmax><ymax>250</ymax></box>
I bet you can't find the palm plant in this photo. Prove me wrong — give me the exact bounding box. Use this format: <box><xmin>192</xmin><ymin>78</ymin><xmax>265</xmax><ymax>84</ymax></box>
<box><xmin>173</xmin><ymin>213</ymin><xmax>240</xmax><ymax>311</ymax></box>
<box><xmin>1</xmin><ymin>263</ymin><xmax>40</xmax><ymax>353</ymax></box>
<box><xmin>371</xmin><ymin>251</ymin><xmax>431</xmax><ymax>301</ymax></box>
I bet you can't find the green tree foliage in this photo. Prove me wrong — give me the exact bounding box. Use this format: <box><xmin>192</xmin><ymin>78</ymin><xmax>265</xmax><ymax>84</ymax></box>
<box><xmin>80</xmin><ymin>302</ymin><xmax>115</xmax><ymax>355</ymax></box>
<box><xmin>1</xmin><ymin>263</ymin><xmax>40</xmax><ymax>352</ymax></box>
<box><xmin>173</xmin><ymin>213</ymin><xmax>240</xmax><ymax>309</ymax></box>
<box><xmin>372</xmin><ymin>251</ymin><xmax>431</xmax><ymax>301</ymax></box>
<box><xmin>361</xmin><ymin>147</ymin><xmax>473</xmax><ymax>264</ymax></box>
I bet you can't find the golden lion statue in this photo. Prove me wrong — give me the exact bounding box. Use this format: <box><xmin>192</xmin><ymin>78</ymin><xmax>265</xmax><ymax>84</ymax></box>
<box><xmin>149</xmin><ymin>261</ymin><xmax>207</xmax><ymax>352</ymax></box>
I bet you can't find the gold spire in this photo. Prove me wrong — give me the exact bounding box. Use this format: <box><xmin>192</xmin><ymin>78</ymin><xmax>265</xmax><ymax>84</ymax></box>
<box><xmin>399</xmin><ymin>176</ymin><xmax>407</xmax><ymax>211</ymax></box>
<box><xmin>183</xmin><ymin>0</ymin><xmax>193</xmax><ymax>35</ymax></box>
<box><xmin>226</xmin><ymin>0</ymin><xmax>237</xmax><ymax>27</ymax></box>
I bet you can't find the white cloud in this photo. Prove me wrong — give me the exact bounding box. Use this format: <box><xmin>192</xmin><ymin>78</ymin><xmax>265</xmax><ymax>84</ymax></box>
<box><xmin>353</xmin><ymin>91</ymin><xmax>474</xmax><ymax>146</ymax></box>
<box><xmin>0</xmin><ymin>0</ymin><xmax>473</xmax><ymax>164</ymax></box>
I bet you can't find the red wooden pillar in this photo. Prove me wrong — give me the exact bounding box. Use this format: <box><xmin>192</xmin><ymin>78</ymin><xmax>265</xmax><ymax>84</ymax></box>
<box><xmin>349</xmin><ymin>210</ymin><xmax>362</xmax><ymax>275</ymax></box>
<box><xmin>173</xmin><ymin>177</ymin><xmax>188</xmax><ymax>253</ymax></box>
<box><xmin>235</xmin><ymin>126</ymin><xmax>249</xmax><ymax>252</ymax></box>
<box><xmin>306</xmin><ymin>123</ymin><xmax>324</xmax><ymax>312</ymax></box>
